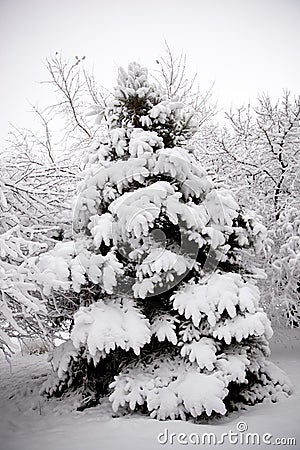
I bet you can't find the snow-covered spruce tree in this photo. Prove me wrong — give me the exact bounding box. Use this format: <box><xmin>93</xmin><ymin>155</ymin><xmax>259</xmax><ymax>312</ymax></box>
<box><xmin>38</xmin><ymin>63</ymin><xmax>292</xmax><ymax>418</ymax></box>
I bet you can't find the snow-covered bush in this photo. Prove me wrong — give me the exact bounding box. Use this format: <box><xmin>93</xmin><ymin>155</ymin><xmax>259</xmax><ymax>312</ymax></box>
<box><xmin>0</xmin><ymin>141</ymin><xmax>76</xmax><ymax>357</ymax></box>
<box><xmin>0</xmin><ymin>169</ymin><xmax>48</xmax><ymax>357</ymax></box>
<box><xmin>38</xmin><ymin>62</ymin><xmax>292</xmax><ymax>418</ymax></box>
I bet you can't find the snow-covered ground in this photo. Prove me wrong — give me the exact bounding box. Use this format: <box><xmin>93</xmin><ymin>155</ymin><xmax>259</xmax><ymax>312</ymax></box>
<box><xmin>0</xmin><ymin>328</ymin><xmax>299</xmax><ymax>450</ymax></box>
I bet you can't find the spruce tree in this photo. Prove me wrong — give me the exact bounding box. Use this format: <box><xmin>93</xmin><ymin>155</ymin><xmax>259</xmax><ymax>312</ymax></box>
<box><xmin>39</xmin><ymin>62</ymin><xmax>292</xmax><ymax>419</ymax></box>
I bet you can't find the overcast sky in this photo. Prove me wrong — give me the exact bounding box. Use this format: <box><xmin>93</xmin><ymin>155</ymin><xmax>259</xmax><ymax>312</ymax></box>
<box><xmin>0</xmin><ymin>0</ymin><xmax>299</xmax><ymax>148</ymax></box>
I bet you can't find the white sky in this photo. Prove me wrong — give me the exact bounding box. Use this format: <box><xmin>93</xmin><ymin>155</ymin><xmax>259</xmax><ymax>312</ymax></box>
<box><xmin>0</xmin><ymin>0</ymin><xmax>299</xmax><ymax>147</ymax></box>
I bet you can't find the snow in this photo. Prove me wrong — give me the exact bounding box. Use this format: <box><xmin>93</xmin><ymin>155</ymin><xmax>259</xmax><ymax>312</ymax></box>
<box><xmin>109</xmin><ymin>181</ymin><xmax>174</xmax><ymax>238</ymax></box>
<box><xmin>75</xmin><ymin>145</ymin><xmax>214</xmax><ymax>230</ymax></box>
<box><xmin>71</xmin><ymin>298</ymin><xmax>151</xmax><ymax>358</ymax></box>
<box><xmin>36</xmin><ymin>241</ymin><xmax>76</xmax><ymax>295</ymax></box>
<box><xmin>37</xmin><ymin>241</ymin><xmax>124</xmax><ymax>295</ymax></box>
<box><xmin>204</xmin><ymin>188</ymin><xmax>239</xmax><ymax>227</ymax></box>
<box><xmin>149</xmin><ymin>101</ymin><xmax>184</xmax><ymax>124</ymax></box>
<box><xmin>88</xmin><ymin>213</ymin><xmax>114</xmax><ymax>247</ymax></box>
<box><xmin>129</xmin><ymin>129</ymin><xmax>163</xmax><ymax>157</ymax></box>
<box><xmin>212</xmin><ymin>311</ymin><xmax>273</xmax><ymax>344</ymax></box>
<box><xmin>180</xmin><ymin>337</ymin><xmax>217</xmax><ymax>370</ymax></box>
<box><xmin>48</xmin><ymin>339</ymin><xmax>78</xmax><ymax>380</ymax></box>
<box><xmin>151</xmin><ymin>315</ymin><xmax>178</xmax><ymax>345</ymax></box>
<box><xmin>0</xmin><ymin>328</ymin><xmax>299</xmax><ymax>450</ymax></box>
<box><xmin>138</xmin><ymin>248</ymin><xmax>189</xmax><ymax>278</ymax></box>
<box><xmin>109</xmin><ymin>355</ymin><xmax>229</xmax><ymax>420</ymax></box>
<box><xmin>176</xmin><ymin>371</ymin><xmax>228</xmax><ymax>417</ymax></box>
<box><xmin>0</xmin><ymin>223</ymin><xmax>47</xmax><ymax>354</ymax></box>
<box><xmin>172</xmin><ymin>272</ymin><xmax>263</xmax><ymax>330</ymax></box>
<box><xmin>216</xmin><ymin>352</ymin><xmax>250</xmax><ymax>383</ymax></box>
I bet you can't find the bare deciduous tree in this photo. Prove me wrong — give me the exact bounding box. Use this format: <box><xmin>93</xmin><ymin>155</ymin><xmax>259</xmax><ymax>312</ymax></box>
<box><xmin>153</xmin><ymin>42</ymin><xmax>216</xmax><ymax>128</ymax></box>
<box><xmin>196</xmin><ymin>91</ymin><xmax>300</xmax><ymax>327</ymax></box>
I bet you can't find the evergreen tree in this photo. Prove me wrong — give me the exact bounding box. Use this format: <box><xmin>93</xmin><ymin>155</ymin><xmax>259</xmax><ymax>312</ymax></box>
<box><xmin>38</xmin><ymin>63</ymin><xmax>292</xmax><ymax>419</ymax></box>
